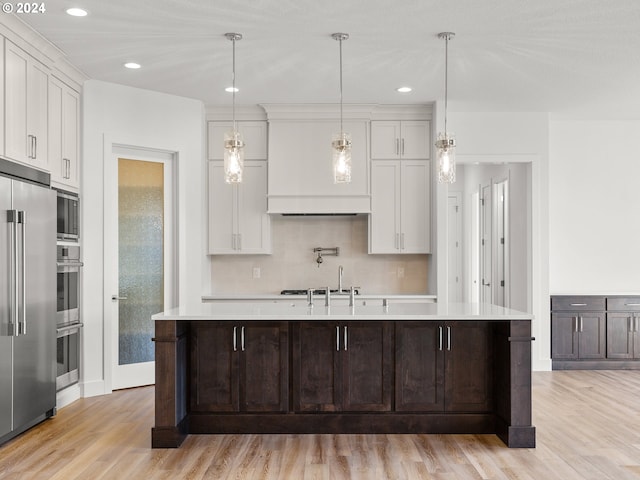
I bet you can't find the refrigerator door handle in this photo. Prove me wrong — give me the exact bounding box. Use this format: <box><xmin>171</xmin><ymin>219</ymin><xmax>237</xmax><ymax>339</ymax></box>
<box><xmin>7</xmin><ymin>210</ymin><xmax>19</xmax><ymax>336</ymax></box>
<box><xmin>19</xmin><ymin>211</ymin><xmax>26</xmax><ymax>336</ymax></box>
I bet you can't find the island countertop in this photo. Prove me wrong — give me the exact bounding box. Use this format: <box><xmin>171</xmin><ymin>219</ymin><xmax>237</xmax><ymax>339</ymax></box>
<box><xmin>152</xmin><ymin>301</ymin><xmax>533</xmax><ymax>321</ymax></box>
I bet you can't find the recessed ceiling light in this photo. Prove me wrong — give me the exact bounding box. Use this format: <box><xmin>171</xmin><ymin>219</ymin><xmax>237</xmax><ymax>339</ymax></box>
<box><xmin>396</xmin><ymin>87</ymin><xmax>412</xmax><ymax>93</ymax></box>
<box><xmin>225</xmin><ymin>86</ymin><xmax>239</xmax><ymax>93</ymax></box>
<box><xmin>124</xmin><ymin>62</ymin><xmax>141</xmax><ymax>69</ymax></box>
<box><xmin>66</xmin><ymin>8</ymin><xmax>87</xmax><ymax>17</ymax></box>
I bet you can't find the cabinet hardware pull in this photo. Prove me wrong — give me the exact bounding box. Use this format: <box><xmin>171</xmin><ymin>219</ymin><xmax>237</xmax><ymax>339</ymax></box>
<box><xmin>401</xmin><ymin>138</ymin><xmax>405</xmax><ymax>156</ymax></box>
<box><xmin>233</xmin><ymin>326</ymin><xmax>237</xmax><ymax>351</ymax></box>
<box><xmin>336</xmin><ymin>326</ymin><xmax>340</xmax><ymax>351</ymax></box>
<box><xmin>344</xmin><ymin>326</ymin><xmax>348</xmax><ymax>351</ymax></box>
<box><xmin>438</xmin><ymin>326</ymin><xmax>443</xmax><ymax>351</ymax></box>
<box><xmin>446</xmin><ymin>326</ymin><xmax>451</xmax><ymax>351</ymax></box>
<box><xmin>241</xmin><ymin>326</ymin><xmax>245</xmax><ymax>351</ymax></box>
<box><xmin>625</xmin><ymin>303</ymin><xmax>640</xmax><ymax>306</ymax></box>
<box><xmin>580</xmin><ymin>316</ymin><xmax>584</xmax><ymax>332</ymax></box>
<box><xmin>33</xmin><ymin>136</ymin><xmax>37</xmax><ymax>159</ymax></box>
<box><xmin>570</xmin><ymin>303</ymin><xmax>587</xmax><ymax>306</ymax></box>
<box><xmin>395</xmin><ymin>138</ymin><xmax>399</xmax><ymax>156</ymax></box>
<box><xmin>573</xmin><ymin>316</ymin><xmax>577</xmax><ymax>332</ymax></box>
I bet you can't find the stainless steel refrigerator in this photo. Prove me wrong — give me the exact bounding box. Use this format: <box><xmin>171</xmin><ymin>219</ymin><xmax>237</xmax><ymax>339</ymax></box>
<box><xmin>0</xmin><ymin>158</ymin><xmax>56</xmax><ymax>445</ymax></box>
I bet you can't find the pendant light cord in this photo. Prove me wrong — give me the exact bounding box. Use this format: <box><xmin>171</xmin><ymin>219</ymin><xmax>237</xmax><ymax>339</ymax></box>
<box><xmin>232</xmin><ymin>36</ymin><xmax>236</xmax><ymax>131</ymax></box>
<box><xmin>339</xmin><ymin>36</ymin><xmax>344</xmax><ymax>135</ymax></box>
<box><xmin>444</xmin><ymin>34</ymin><xmax>449</xmax><ymax>136</ymax></box>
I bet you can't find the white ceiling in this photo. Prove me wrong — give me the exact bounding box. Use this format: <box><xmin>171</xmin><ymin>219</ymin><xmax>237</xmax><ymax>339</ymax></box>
<box><xmin>18</xmin><ymin>0</ymin><xmax>640</xmax><ymax>117</ymax></box>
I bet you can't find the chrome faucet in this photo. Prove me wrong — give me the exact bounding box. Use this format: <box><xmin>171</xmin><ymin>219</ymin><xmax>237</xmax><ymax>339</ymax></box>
<box><xmin>338</xmin><ymin>265</ymin><xmax>344</xmax><ymax>293</ymax></box>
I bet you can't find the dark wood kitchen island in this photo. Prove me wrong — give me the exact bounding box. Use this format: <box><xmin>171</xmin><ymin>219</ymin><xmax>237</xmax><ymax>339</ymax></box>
<box><xmin>151</xmin><ymin>302</ymin><xmax>535</xmax><ymax>449</ymax></box>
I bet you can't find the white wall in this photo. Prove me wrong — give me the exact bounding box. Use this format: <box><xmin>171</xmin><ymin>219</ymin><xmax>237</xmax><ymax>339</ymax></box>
<box><xmin>82</xmin><ymin>80</ymin><xmax>205</xmax><ymax>397</ymax></box>
<box><xmin>436</xmin><ymin>111</ymin><xmax>550</xmax><ymax>371</ymax></box>
<box><xmin>549</xmin><ymin>119</ymin><xmax>640</xmax><ymax>293</ymax></box>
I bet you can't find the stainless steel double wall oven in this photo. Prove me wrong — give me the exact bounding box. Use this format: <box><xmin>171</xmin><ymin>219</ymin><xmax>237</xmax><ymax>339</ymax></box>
<box><xmin>55</xmin><ymin>189</ymin><xmax>82</xmax><ymax>391</ymax></box>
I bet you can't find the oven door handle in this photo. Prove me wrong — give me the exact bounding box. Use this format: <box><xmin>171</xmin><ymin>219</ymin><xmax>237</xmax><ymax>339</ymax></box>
<box><xmin>57</xmin><ymin>323</ymin><xmax>84</xmax><ymax>335</ymax></box>
<box><xmin>57</xmin><ymin>261</ymin><xmax>84</xmax><ymax>267</ymax></box>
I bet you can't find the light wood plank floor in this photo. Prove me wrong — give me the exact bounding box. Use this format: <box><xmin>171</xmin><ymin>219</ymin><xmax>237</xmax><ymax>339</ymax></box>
<box><xmin>2</xmin><ymin>371</ymin><xmax>640</xmax><ymax>479</ymax></box>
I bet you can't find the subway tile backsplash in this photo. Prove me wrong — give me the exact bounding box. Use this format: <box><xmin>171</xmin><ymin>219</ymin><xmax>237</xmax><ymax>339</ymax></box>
<box><xmin>210</xmin><ymin>216</ymin><xmax>428</xmax><ymax>294</ymax></box>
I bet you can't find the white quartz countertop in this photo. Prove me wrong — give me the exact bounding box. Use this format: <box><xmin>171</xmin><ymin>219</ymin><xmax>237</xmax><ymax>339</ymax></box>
<box><xmin>202</xmin><ymin>294</ymin><xmax>437</xmax><ymax>301</ymax></box>
<box><xmin>153</xmin><ymin>302</ymin><xmax>532</xmax><ymax>321</ymax></box>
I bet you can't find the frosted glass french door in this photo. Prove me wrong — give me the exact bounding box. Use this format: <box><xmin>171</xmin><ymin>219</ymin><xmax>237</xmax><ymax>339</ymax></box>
<box><xmin>107</xmin><ymin>149</ymin><xmax>175</xmax><ymax>390</ymax></box>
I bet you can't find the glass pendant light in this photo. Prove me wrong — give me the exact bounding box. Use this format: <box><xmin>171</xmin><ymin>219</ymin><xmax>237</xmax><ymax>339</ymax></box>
<box><xmin>436</xmin><ymin>32</ymin><xmax>456</xmax><ymax>184</ymax></box>
<box><xmin>224</xmin><ymin>33</ymin><xmax>244</xmax><ymax>184</ymax></box>
<box><xmin>331</xmin><ymin>33</ymin><xmax>352</xmax><ymax>184</ymax></box>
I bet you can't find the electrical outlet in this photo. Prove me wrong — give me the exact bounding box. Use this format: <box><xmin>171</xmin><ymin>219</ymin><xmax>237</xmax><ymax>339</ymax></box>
<box><xmin>397</xmin><ymin>267</ymin><xmax>405</xmax><ymax>278</ymax></box>
<box><xmin>252</xmin><ymin>267</ymin><xmax>261</xmax><ymax>279</ymax></box>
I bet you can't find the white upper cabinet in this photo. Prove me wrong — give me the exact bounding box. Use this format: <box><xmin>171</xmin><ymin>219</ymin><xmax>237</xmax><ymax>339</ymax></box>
<box><xmin>207</xmin><ymin>121</ymin><xmax>267</xmax><ymax>160</ymax></box>
<box><xmin>267</xmin><ymin>119</ymin><xmax>370</xmax><ymax>213</ymax></box>
<box><xmin>49</xmin><ymin>76</ymin><xmax>80</xmax><ymax>191</ymax></box>
<box><xmin>4</xmin><ymin>40</ymin><xmax>49</xmax><ymax>170</ymax></box>
<box><xmin>369</xmin><ymin>160</ymin><xmax>431</xmax><ymax>254</ymax></box>
<box><xmin>208</xmin><ymin>161</ymin><xmax>271</xmax><ymax>254</ymax></box>
<box><xmin>371</xmin><ymin>120</ymin><xmax>431</xmax><ymax>160</ymax></box>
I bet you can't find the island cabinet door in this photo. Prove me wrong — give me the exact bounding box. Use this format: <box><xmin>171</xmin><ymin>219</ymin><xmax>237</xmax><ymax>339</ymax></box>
<box><xmin>190</xmin><ymin>322</ymin><xmax>239</xmax><ymax>412</ymax></box>
<box><xmin>239</xmin><ymin>322</ymin><xmax>289</xmax><ymax>412</ymax></box>
<box><xmin>292</xmin><ymin>322</ymin><xmax>342</xmax><ymax>412</ymax></box>
<box><xmin>292</xmin><ymin>321</ymin><xmax>393</xmax><ymax>412</ymax></box>
<box><xmin>341</xmin><ymin>322</ymin><xmax>394</xmax><ymax>412</ymax></box>
<box><xmin>444</xmin><ymin>322</ymin><xmax>493</xmax><ymax>413</ymax></box>
<box><xmin>395</xmin><ymin>322</ymin><xmax>444</xmax><ymax>412</ymax></box>
<box><xmin>190</xmin><ymin>321</ymin><xmax>288</xmax><ymax>413</ymax></box>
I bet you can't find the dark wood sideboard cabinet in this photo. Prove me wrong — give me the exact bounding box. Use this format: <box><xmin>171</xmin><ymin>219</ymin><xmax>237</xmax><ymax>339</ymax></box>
<box><xmin>152</xmin><ymin>318</ymin><xmax>535</xmax><ymax>449</ymax></box>
<box><xmin>551</xmin><ymin>296</ymin><xmax>640</xmax><ymax>369</ymax></box>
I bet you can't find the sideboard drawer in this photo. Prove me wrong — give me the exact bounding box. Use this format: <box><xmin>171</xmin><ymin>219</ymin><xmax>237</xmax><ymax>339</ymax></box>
<box><xmin>607</xmin><ymin>297</ymin><xmax>640</xmax><ymax>311</ymax></box>
<box><xmin>551</xmin><ymin>296</ymin><xmax>605</xmax><ymax>311</ymax></box>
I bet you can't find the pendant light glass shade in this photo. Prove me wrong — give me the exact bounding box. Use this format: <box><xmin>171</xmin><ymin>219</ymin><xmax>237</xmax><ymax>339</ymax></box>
<box><xmin>332</xmin><ymin>132</ymin><xmax>352</xmax><ymax>183</ymax></box>
<box><xmin>332</xmin><ymin>33</ymin><xmax>351</xmax><ymax>184</ymax></box>
<box><xmin>224</xmin><ymin>130</ymin><xmax>244</xmax><ymax>183</ymax></box>
<box><xmin>224</xmin><ymin>32</ymin><xmax>244</xmax><ymax>184</ymax></box>
<box><xmin>436</xmin><ymin>32</ymin><xmax>456</xmax><ymax>184</ymax></box>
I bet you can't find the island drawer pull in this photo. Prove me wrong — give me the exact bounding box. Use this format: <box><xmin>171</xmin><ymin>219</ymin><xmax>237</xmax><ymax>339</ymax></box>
<box><xmin>438</xmin><ymin>326</ymin><xmax>443</xmax><ymax>351</ymax></box>
<box><xmin>570</xmin><ymin>303</ymin><xmax>587</xmax><ymax>306</ymax></box>
<box><xmin>625</xmin><ymin>303</ymin><xmax>640</xmax><ymax>306</ymax></box>
<box><xmin>241</xmin><ymin>326</ymin><xmax>245</xmax><ymax>351</ymax></box>
<box><xmin>446</xmin><ymin>326</ymin><xmax>451</xmax><ymax>351</ymax></box>
<box><xmin>336</xmin><ymin>326</ymin><xmax>340</xmax><ymax>351</ymax></box>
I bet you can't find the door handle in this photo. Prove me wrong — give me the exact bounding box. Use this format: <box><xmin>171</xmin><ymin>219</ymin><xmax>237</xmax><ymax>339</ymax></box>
<box><xmin>111</xmin><ymin>295</ymin><xmax>128</xmax><ymax>301</ymax></box>
<box><xmin>438</xmin><ymin>325</ymin><xmax>443</xmax><ymax>351</ymax></box>
<box><xmin>344</xmin><ymin>326</ymin><xmax>348</xmax><ymax>351</ymax></box>
<box><xmin>19</xmin><ymin>211</ymin><xmax>26</xmax><ymax>335</ymax></box>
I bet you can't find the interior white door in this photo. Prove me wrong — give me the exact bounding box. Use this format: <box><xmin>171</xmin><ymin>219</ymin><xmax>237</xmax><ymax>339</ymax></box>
<box><xmin>447</xmin><ymin>194</ymin><xmax>462</xmax><ymax>302</ymax></box>
<box><xmin>481</xmin><ymin>184</ymin><xmax>492</xmax><ymax>303</ymax></box>
<box><xmin>106</xmin><ymin>146</ymin><xmax>176</xmax><ymax>390</ymax></box>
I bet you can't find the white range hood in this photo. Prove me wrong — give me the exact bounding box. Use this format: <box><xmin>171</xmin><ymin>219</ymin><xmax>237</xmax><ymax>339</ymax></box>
<box><xmin>263</xmin><ymin>104</ymin><xmax>372</xmax><ymax>215</ymax></box>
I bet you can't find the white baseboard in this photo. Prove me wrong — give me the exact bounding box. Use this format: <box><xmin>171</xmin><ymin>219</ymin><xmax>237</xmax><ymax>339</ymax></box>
<box><xmin>56</xmin><ymin>384</ymin><xmax>81</xmax><ymax>409</ymax></box>
<box><xmin>81</xmin><ymin>379</ymin><xmax>110</xmax><ymax>398</ymax></box>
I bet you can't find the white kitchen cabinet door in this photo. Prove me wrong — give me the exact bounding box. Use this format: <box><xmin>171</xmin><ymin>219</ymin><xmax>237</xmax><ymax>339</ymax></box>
<box><xmin>370</xmin><ymin>120</ymin><xmax>430</xmax><ymax>160</ymax></box>
<box><xmin>370</xmin><ymin>121</ymin><xmax>401</xmax><ymax>159</ymax></box>
<box><xmin>4</xmin><ymin>40</ymin><xmax>49</xmax><ymax>169</ymax></box>
<box><xmin>49</xmin><ymin>76</ymin><xmax>80</xmax><ymax>190</ymax></box>
<box><xmin>400</xmin><ymin>160</ymin><xmax>431</xmax><ymax>253</ymax></box>
<box><xmin>207</xmin><ymin>121</ymin><xmax>267</xmax><ymax>160</ymax></box>
<box><xmin>369</xmin><ymin>161</ymin><xmax>401</xmax><ymax>253</ymax></box>
<box><xmin>400</xmin><ymin>121</ymin><xmax>431</xmax><ymax>159</ymax></box>
<box><xmin>208</xmin><ymin>161</ymin><xmax>270</xmax><ymax>254</ymax></box>
<box><xmin>369</xmin><ymin>160</ymin><xmax>431</xmax><ymax>254</ymax></box>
